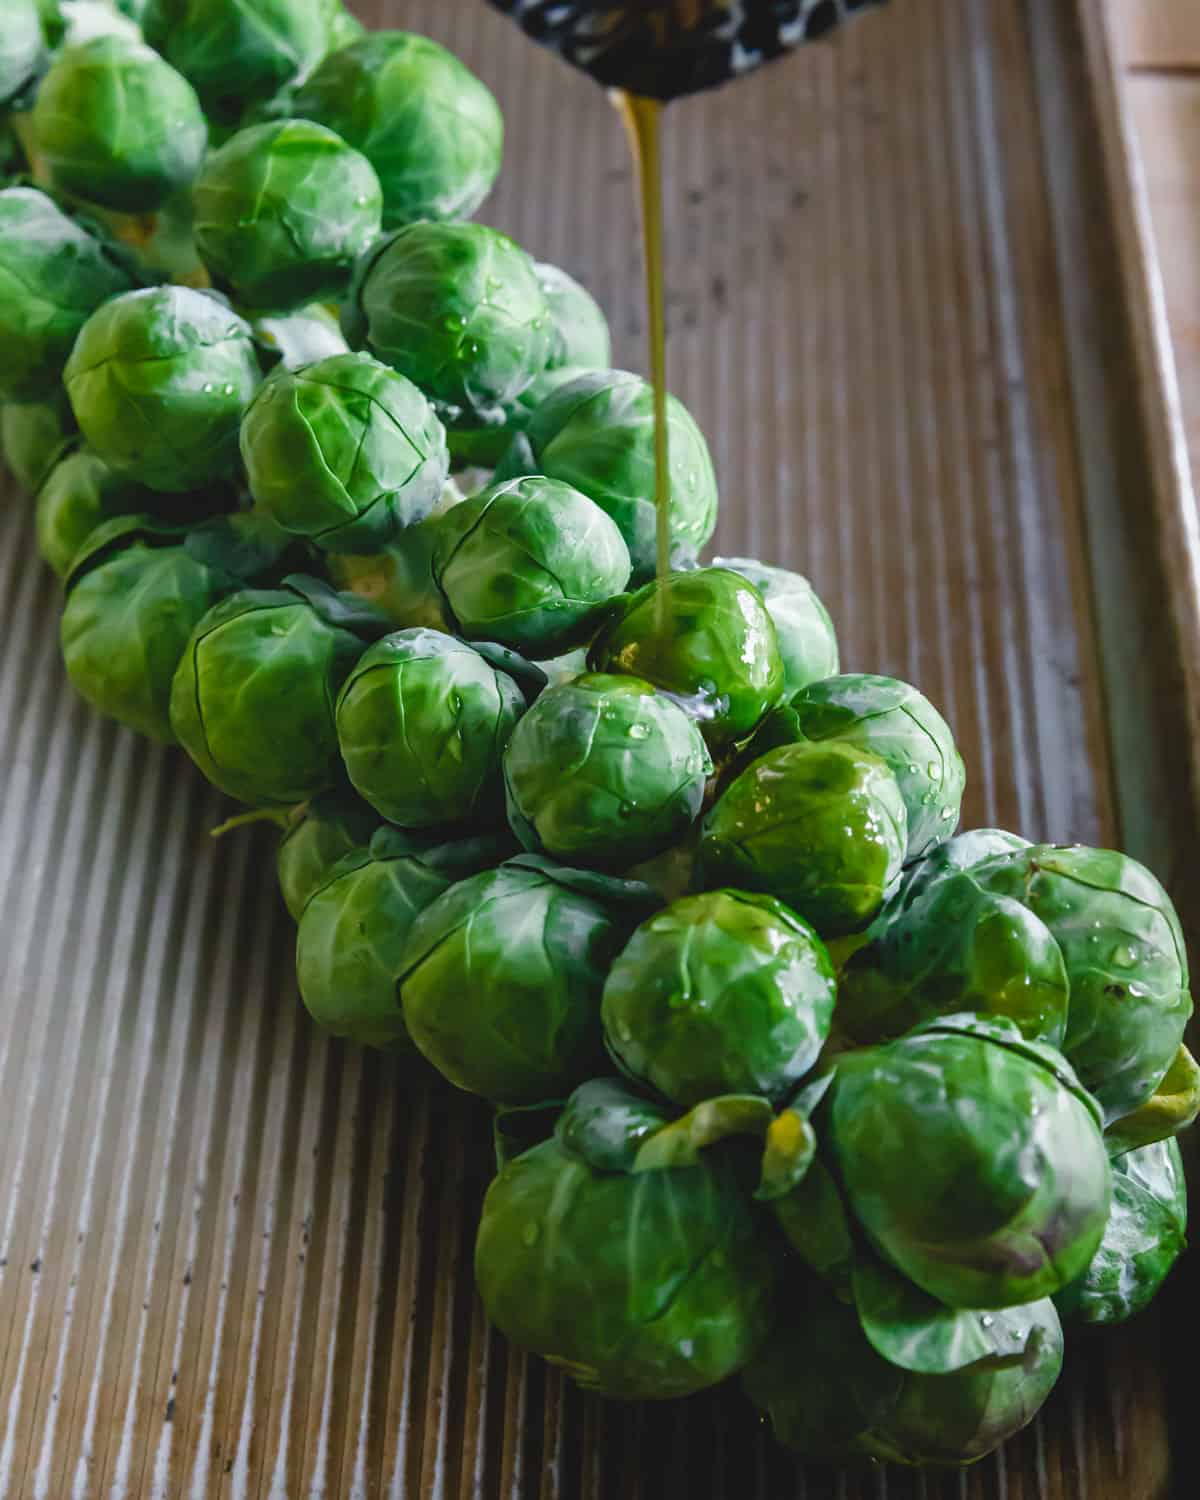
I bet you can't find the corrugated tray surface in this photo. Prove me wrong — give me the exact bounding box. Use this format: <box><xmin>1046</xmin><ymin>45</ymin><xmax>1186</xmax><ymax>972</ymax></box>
<box><xmin>1</xmin><ymin>1</ymin><xmax>1195</xmax><ymax>1495</ymax></box>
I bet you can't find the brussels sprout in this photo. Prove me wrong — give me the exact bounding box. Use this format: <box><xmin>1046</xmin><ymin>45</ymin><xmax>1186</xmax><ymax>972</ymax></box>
<box><xmin>296</xmin><ymin>829</ymin><xmax>508</xmax><ymax>1049</ymax></box>
<box><xmin>475</xmin><ymin>1078</ymin><xmax>776</xmax><ymax>1398</ymax></box>
<box><xmin>335</xmin><ymin>628</ymin><xmax>533</xmax><ymax>828</ymax></box>
<box><xmin>194</xmin><ymin>120</ymin><xmax>382</xmax><ymax>310</ymax></box>
<box><xmin>743</xmin><ymin>1276</ymin><xmax>1063</xmax><ymax>1467</ymax></box>
<box><xmin>831</xmin><ymin>1014</ymin><xmax>1112</xmax><ymax>1308</ymax></box>
<box><xmin>64</xmin><ymin>286</ymin><xmax>261</xmax><ymax>493</ymax></box>
<box><xmin>399</xmin><ymin>855</ymin><xmax>658</xmax><ymax>1103</ymax></box>
<box><xmin>319</xmin><ymin>0</ymin><xmax>362</xmax><ymax>52</ymax></box>
<box><xmin>342</xmin><ymin>221</ymin><xmax>553</xmax><ymax>429</ymax></box>
<box><xmin>503</xmin><ymin>673</ymin><xmax>712</xmax><ymax>868</ymax></box>
<box><xmin>749</xmin><ymin>674</ymin><xmax>965</xmax><ymax>859</ymax></box>
<box><xmin>293</xmin><ymin>32</ymin><xmax>502</xmax><ymax>227</ymax></box>
<box><xmin>31</xmin><ymin>36</ymin><xmax>207</xmax><ymax>211</ymax></box>
<box><xmin>896</xmin><ymin>827</ymin><xmax>1032</xmax><ymax>908</ymax></box>
<box><xmin>494</xmin><ymin>369</ymin><xmax>718</xmax><ymax>582</ymax></box>
<box><xmin>535</xmin><ymin>262</ymin><xmax>611</xmax><ymax>371</ymax></box>
<box><xmin>588</xmin><ymin>567</ymin><xmax>784</xmax><ymax>747</ymax></box>
<box><xmin>324</xmin><ymin>515</ymin><xmax>454</xmax><ymax>633</ymax></box>
<box><xmin>0</xmin><ymin>392</ymin><xmax>77</xmax><ymax>495</ymax></box>
<box><xmin>431</xmin><ymin>475</ymin><xmax>631</xmax><ymax>656</ymax></box>
<box><xmin>275</xmin><ymin>788</ymin><xmax>380</xmax><ymax>921</ymax></box>
<box><xmin>37</xmin><ymin>447</ymin><xmax>165</xmax><ymax>578</ymax></box>
<box><xmin>601</xmin><ymin>890</ymin><xmax>835</xmax><ymax>1108</ymax></box>
<box><xmin>1054</xmin><ymin>1138</ymin><xmax>1187</xmax><ymax>1325</ymax></box>
<box><xmin>60</xmin><ymin>510</ymin><xmax>296</xmax><ymax>741</ymax></box>
<box><xmin>249</xmin><ymin>303</ymin><xmax>349</xmax><ymax>374</ymax></box>
<box><xmin>143</xmin><ymin>0</ymin><xmax>329</xmax><ymax>122</ymax></box>
<box><xmin>1</xmin><ymin>0</ymin><xmax>44</xmax><ymax>108</ymax></box>
<box><xmin>698</xmin><ymin>741</ymin><xmax>907</xmax><ymax>937</ymax></box>
<box><xmin>241</xmin><ymin>352</ymin><xmax>448</xmax><ymax>551</ymax></box>
<box><xmin>0</xmin><ymin>186</ymin><xmax>136</xmax><ymax>401</ymax></box>
<box><xmin>171</xmin><ymin>575</ymin><xmax>385</xmax><ymax>804</ymax></box>
<box><xmin>445</xmin><ymin>363</ymin><xmax>590</xmax><ymax>473</ymax></box>
<box><xmin>1103</xmin><ymin>1042</ymin><xmax>1200</xmax><ymax>1156</ymax></box>
<box><xmin>838</xmin><ymin>856</ymin><xmax>1070</xmax><ymax>1048</ymax></box>
<box><xmin>971</xmin><ymin>844</ymin><xmax>1192</xmax><ymax>1124</ymax></box>
<box><xmin>712</xmin><ymin>557</ymin><xmax>839</xmax><ymax>696</ymax></box>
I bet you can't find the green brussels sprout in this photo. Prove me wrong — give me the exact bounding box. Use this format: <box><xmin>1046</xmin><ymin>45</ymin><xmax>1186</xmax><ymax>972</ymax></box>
<box><xmin>319</xmin><ymin>0</ymin><xmax>362</xmax><ymax>52</ymax></box>
<box><xmin>60</xmin><ymin>509</ymin><xmax>295</xmax><ymax>741</ymax></box>
<box><xmin>293</xmin><ymin>32</ymin><xmax>502</xmax><ymax>228</ymax></box>
<box><xmin>296</xmin><ymin>829</ymin><xmax>509</xmax><ymax>1049</ymax></box>
<box><xmin>31</xmin><ymin>36</ymin><xmax>207</xmax><ymax>212</ymax></box>
<box><xmin>475</xmin><ymin>1078</ymin><xmax>776</xmax><ymax>1398</ymax></box>
<box><xmin>837</xmin><ymin>849</ymin><xmax>1070</xmax><ymax>1048</ymax></box>
<box><xmin>1103</xmin><ymin>1042</ymin><xmax>1200</xmax><ymax>1156</ymax></box>
<box><xmin>0</xmin><ymin>186</ymin><xmax>136</xmax><ymax>401</ymax></box>
<box><xmin>502</xmin><ymin>673</ymin><xmax>712</xmax><ymax>868</ymax></box>
<box><xmin>342</xmin><ymin>221</ymin><xmax>553</xmax><ymax>429</ymax></box>
<box><xmin>971</xmin><ymin>844</ymin><xmax>1192</xmax><ymax>1124</ymax></box>
<box><xmin>193</xmin><ymin>120</ymin><xmax>382</xmax><ymax>310</ymax></box>
<box><xmin>143</xmin><ymin>0</ymin><xmax>329</xmax><ymax>122</ymax></box>
<box><xmin>431</xmin><ymin>475</ymin><xmax>631</xmax><ymax>656</ymax></box>
<box><xmin>1</xmin><ymin>392</ymin><xmax>77</xmax><ymax>494</ymax></box>
<box><xmin>749</xmin><ymin>674</ymin><xmax>965</xmax><ymax>859</ymax></box>
<box><xmin>712</xmin><ymin>557</ymin><xmax>838</xmax><ymax>696</ymax></box>
<box><xmin>535</xmin><ymin>262</ymin><xmax>611</xmax><ymax>370</ymax></box>
<box><xmin>399</xmin><ymin>855</ymin><xmax>659</xmax><ymax>1103</ymax></box>
<box><xmin>1</xmin><ymin>0</ymin><xmax>44</xmax><ymax>108</ymax></box>
<box><xmin>698</xmin><ymin>741</ymin><xmax>908</xmax><ymax>937</ymax></box>
<box><xmin>495</xmin><ymin>368</ymin><xmax>718</xmax><ymax>582</ymax></box>
<box><xmin>444</xmin><ymin>363</ymin><xmax>589</xmax><ymax>473</ymax></box>
<box><xmin>240</xmin><ymin>352</ymin><xmax>448</xmax><ymax>551</ymax></box>
<box><xmin>64</xmin><ymin>286</ymin><xmax>261</xmax><ymax>493</ymax></box>
<box><xmin>275</xmin><ymin>788</ymin><xmax>380</xmax><ymax>921</ymax></box>
<box><xmin>831</xmin><ymin>1014</ymin><xmax>1112</xmax><ymax>1308</ymax></box>
<box><xmin>170</xmin><ymin>575</ymin><xmax>386</xmax><ymax>804</ymax></box>
<box><xmin>588</xmin><ymin>567</ymin><xmax>784</xmax><ymax>747</ymax></box>
<box><xmin>896</xmin><ymin>827</ymin><xmax>1032</xmax><ymax>908</ymax></box>
<box><xmin>601</xmin><ymin>890</ymin><xmax>835</xmax><ymax>1108</ymax></box>
<box><xmin>743</xmin><ymin>1276</ymin><xmax>1063</xmax><ymax>1467</ymax></box>
<box><xmin>37</xmin><ymin>446</ymin><xmax>178</xmax><ymax>579</ymax></box>
<box><xmin>1054</xmin><ymin>1138</ymin><xmax>1187</xmax><ymax>1325</ymax></box>
<box><xmin>335</xmin><ymin>628</ymin><xmax>534</xmax><ymax>828</ymax></box>
<box><xmin>249</xmin><ymin>303</ymin><xmax>349</xmax><ymax>374</ymax></box>
<box><xmin>324</xmin><ymin>514</ymin><xmax>455</xmax><ymax>633</ymax></box>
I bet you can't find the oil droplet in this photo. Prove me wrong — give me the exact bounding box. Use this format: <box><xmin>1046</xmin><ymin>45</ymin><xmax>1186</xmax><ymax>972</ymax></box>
<box><xmin>907</xmin><ymin>763</ymin><xmax>919</xmax><ymax>776</ymax></box>
<box><xmin>444</xmin><ymin>314</ymin><xmax>467</xmax><ymax>331</ymax></box>
<box><xmin>939</xmin><ymin>806</ymin><xmax>955</xmax><ymax>820</ymax></box>
<box><xmin>627</xmin><ymin>722</ymin><xmax>650</xmax><ymax>740</ymax></box>
<box><xmin>522</xmin><ymin>1222</ymin><xmax>540</xmax><ymax>1246</ymax></box>
<box><xmin>223</xmin><ymin>383</ymin><xmax>235</xmax><ymax>396</ymax></box>
<box><xmin>618</xmin><ymin>801</ymin><xmax>636</xmax><ymax>818</ymax></box>
<box><xmin>980</xmin><ymin>1314</ymin><xmax>995</xmax><ymax>1328</ymax></box>
<box><xmin>1110</xmin><ymin>945</ymin><xmax>1139</xmax><ymax>969</ymax></box>
<box><xmin>202</xmin><ymin>382</ymin><xmax>214</xmax><ymax>394</ymax></box>
<box><xmin>927</xmin><ymin>761</ymin><xmax>941</xmax><ymax>780</ymax></box>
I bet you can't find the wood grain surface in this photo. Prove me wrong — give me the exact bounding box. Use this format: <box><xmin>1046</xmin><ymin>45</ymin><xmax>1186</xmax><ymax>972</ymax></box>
<box><xmin>0</xmin><ymin>1</ymin><xmax>1194</xmax><ymax>1497</ymax></box>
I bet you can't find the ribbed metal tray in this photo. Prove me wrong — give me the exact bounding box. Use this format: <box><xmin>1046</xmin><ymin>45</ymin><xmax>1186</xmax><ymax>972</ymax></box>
<box><xmin>2</xmin><ymin>1</ymin><xmax>1196</xmax><ymax>1495</ymax></box>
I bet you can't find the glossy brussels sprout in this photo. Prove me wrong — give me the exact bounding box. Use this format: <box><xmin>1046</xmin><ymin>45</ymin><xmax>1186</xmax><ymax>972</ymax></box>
<box><xmin>0</xmin><ymin>187</ymin><xmax>136</xmax><ymax>402</ymax></box>
<box><xmin>750</xmin><ymin>674</ymin><xmax>965</xmax><ymax>859</ymax></box>
<box><xmin>837</xmin><ymin>847</ymin><xmax>1070</xmax><ymax>1048</ymax></box>
<box><xmin>895</xmin><ymin>827</ymin><xmax>1032</xmax><ymax>908</ymax></box>
<box><xmin>171</xmin><ymin>576</ymin><xmax>385</xmax><ymax>804</ymax></box>
<box><xmin>713</xmin><ymin>557</ymin><xmax>838</xmax><ymax>696</ymax></box>
<box><xmin>143</xmin><ymin>0</ymin><xmax>329</xmax><ymax>121</ymax></box>
<box><xmin>32</xmin><ymin>36</ymin><xmax>207</xmax><ymax>211</ymax></box>
<box><xmin>1054</xmin><ymin>1139</ymin><xmax>1187</xmax><ymax>1326</ymax></box>
<box><xmin>1103</xmin><ymin>1042</ymin><xmax>1200</xmax><ymax>1156</ymax></box>
<box><xmin>0</xmin><ymin>393</ymin><xmax>77</xmax><ymax>495</ymax></box>
<box><xmin>971</xmin><ymin>844</ymin><xmax>1192</xmax><ymax>1124</ymax></box>
<box><xmin>276</xmin><ymin>789</ymin><xmax>380</xmax><ymax>921</ymax></box>
<box><xmin>343</xmin><ymin>221</ymin><xmax>553</xmax><ymax>429</ymax></box>
<box><xmin>503</xmin><ymin>673</ymin><xmax>712</xmax><ymax>868</ymax></box>
<box><xmin>744</xmin><ymin>1276</ymin><xmax>1063</xmax><ymax>1467</ymax></box>
<box><xmin>698</xmin><ymin>741</ymin><xmax>907</xmax><ymax>937</ymax></box>
<box><xmin>831</xmin><ymin>1014</ymin><xmax>1112</xmax><ymax>1308</ymax></box>
<box><xmin>64</xmin><ymin>286</ymin><xmax>261</xmax><ymax>493</ymax></box>
<box><xmin>60</xmin><ymin>510</ymin><xmax>295</xmax><ymax>741</ymax></box>
<box><xmin>495</xmin><ymin>369</ymin><xmax>718</xmax><ymax>582</ymax></box>
<box><xmin>588</xmin><ymin>567</ymin><xmax>784</xmax><ymax>746</ymax></box>
<box><xmin>536</xmin><ymin>262</ymin><xmax>611</xmax><ymax>370</ymax></box>
<box><xmin>431</xmin><ymin>475</ymin><xmax>631</xmax><ymax>656</ymax></box>
<box><xmin>249</xmin><ymin>303</ymin><xmax>349</xmax><ymax>374</ymax></box>
<box><xmin>475</xmin><ymin>1079</ymin><xmax>776</xmax><ymax>1398</ymax></box>
<box><xmin>241</xmin><ymin>353</ymin><xmax>448</xmax><ymax>551</ymax></box>
<box><xmin>335</xmin><ymin>628</ymin><xmax>533</xmax><ymax>828</ymax></box>
<box><xmin>37</xmin><ymin>448</ymin><xmax>158</xmax><ymax>579</ymax></box>
<box><xmin>400</xmin><ymin>856</ymin><xmax>658</xmax><ymax>1103</ymax></box>
<box><xmin>602</xmin><ymin>890</ymin><xmax>835</xmax><ymax>1108</ymax></box>
<box><xmin>194</xmin><ymin>120</ymin><xmax>382</xmax><ymax>310</ymax></box>
<box><xmin>296</xmin><ymin>829</ymin><xmax>508</xmax><ymax>1049</ymax></box>
<box><xmin>1</xmin><ymin>0</ymin><xmax>44</xmax><ymax>108</ymax></box>
<box><xmin>444</xmin><ymin>363</ymin><xmax>589</xmax><ymax>472</ymax></box>
<box><xmin>293</xmin><ymin>32</ymin><xmax>502</xmax><ymax>227</ymax></box>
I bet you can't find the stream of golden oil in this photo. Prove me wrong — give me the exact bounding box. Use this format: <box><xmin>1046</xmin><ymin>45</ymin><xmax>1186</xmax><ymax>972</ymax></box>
<box><xmin>612</xmin><ymin>91</ymin><xmax>672</xmax><ymax>594</ymax></box>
